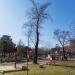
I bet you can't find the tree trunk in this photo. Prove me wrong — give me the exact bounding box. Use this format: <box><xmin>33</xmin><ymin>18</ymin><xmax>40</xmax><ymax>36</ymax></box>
<box><xmin>33</xmin><ymin>22</ymin><xmax>39</xmax><ymax>64</ymax></box>
<box><xmin>62</xmin><ymin>47</ymin><xmax>67</xmax><ymax>60</ymax></box>
<box><xmin>34</xmin><ymin>47</ymin><xmax>38</xmax><ymax>64</ymax></box>
<box><xmin>33</xmin><ymin>15</ymin><xmax>40</xmax><ymax>64</ymax></box>
<box><xmin>34</xmin><ymin>31</ymin><xmax>39</xmax><ymax>64</ymax></box>
<box><xmin>62</xmin><ymin>47</ymin><xmax>65</xmax><ymax>60</ymax></box>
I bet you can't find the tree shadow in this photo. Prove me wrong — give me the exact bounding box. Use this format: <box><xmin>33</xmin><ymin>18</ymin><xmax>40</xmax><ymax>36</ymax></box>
<box><xmin>54</xmin><ymin>64</ymin><xmax>75</xmax><ymax>70</ymax></box>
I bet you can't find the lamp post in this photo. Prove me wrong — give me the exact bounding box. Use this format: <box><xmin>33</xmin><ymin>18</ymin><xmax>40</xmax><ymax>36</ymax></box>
<box><xmin>27</xmin><ymin>31</ymin><xmax>30</xmax><ymax>75</ymax></box>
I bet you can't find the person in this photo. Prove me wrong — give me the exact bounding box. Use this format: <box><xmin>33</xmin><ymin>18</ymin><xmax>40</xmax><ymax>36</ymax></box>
<box><xmin>52</xmin><ymin>55</ymin><xmax>56</xmax><ymax>65</ymax></box>
<box><xmin>28</xmin><ymin>50</ymin><xmax>33</xmax><ymax>61</ymax></box>
<box><xmin>46</xmin><ymin>54</ymin><xmax>52</xmax><ymax>65</ymax></box>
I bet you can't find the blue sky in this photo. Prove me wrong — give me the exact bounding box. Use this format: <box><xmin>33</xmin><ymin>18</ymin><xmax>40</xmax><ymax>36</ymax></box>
<box><xmin>0</xmin><ymin>0</ymin><xmax>75</xmax><ymax>48</ymax></box>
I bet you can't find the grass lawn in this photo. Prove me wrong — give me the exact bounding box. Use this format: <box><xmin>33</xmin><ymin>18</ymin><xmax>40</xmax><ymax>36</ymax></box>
<box><xmin>0</xmin><ymin>61</ymin><xmax>75</xmax><ymax>75</ymax></box>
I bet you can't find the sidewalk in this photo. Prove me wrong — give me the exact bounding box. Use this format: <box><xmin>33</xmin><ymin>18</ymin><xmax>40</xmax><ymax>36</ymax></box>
<box><xmin>0</xmin><ymin>64</ymin><xmax>22</xmax><ymax>74</ymax></box>
<box><xmin>0</xmin><ymin>62</ymin><xmax>32</xmax><ymax>74</ymax></box>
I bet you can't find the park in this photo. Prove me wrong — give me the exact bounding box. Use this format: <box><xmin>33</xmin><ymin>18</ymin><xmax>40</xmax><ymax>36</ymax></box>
<box><xmin>0</xmin><ymin>0</ymin><xmax>75</xmax><ymax>75</ymax></box>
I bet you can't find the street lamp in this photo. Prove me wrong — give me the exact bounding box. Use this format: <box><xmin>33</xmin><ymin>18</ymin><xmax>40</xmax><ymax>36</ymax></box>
<box><xmin>26</xmin><ymin>31</ymin><xmax>30</xmax><ymax>75</ymax></box>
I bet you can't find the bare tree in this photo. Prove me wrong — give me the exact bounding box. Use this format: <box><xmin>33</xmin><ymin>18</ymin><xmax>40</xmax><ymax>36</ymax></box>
<box><xmin>54</xmin><ymin>29</ymin><xmax>71</xmax><ymax>59</ymax></box>
<box><xmin>23</xmin><ymin>0</ymin><xmax>50</xmax><ymax>64</ymax></box>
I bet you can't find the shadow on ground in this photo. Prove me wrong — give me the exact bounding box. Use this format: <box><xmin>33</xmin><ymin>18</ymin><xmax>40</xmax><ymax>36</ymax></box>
<box><xmin>54</xmin><ymin>64</ymin><xmax>75</xmax><ymax>70</ymax></box>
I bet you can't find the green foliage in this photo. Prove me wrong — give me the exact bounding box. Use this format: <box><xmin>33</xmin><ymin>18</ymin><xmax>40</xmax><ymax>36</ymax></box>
<box><xmin>0</xmin><ymin>35</ymin><xmax>16</xmax><ymax>53</ymax></box>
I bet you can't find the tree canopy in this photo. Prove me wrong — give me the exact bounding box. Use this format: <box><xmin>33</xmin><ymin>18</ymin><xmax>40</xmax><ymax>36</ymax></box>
<box><xmin>0</xmin><ymin>35</ymin><xmax>16</xmax><ymax>53</ymax></box>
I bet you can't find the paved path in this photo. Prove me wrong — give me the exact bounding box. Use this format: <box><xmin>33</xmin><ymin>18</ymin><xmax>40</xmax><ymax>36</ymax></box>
<box><xmin>0</xmin><ymin>60</ymin><xmax>45</xmax><ymax>73</ymax></box>
<box><xmin>0</xmin><ymin>62</ymin><xmax>33</xmax><ymax>73</ymax></box>
<box><xmin>0</xmin><ymin>65</ymin><xmax>17</xmax><ymax>71</ymax></box>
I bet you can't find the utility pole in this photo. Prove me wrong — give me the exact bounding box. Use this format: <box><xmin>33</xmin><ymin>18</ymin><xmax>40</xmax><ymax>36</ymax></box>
<box><xmin>27</xmin><ymin>31</ymin><xmax>30</xmax><ymax>75</ymax></box>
